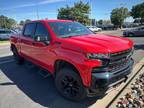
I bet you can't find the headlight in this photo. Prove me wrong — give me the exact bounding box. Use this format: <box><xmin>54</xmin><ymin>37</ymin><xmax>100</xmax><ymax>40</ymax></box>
<box><xmin>87</xmin><ymin>53</ymin><xmax>110</xmax><ymax>59</ymax></box>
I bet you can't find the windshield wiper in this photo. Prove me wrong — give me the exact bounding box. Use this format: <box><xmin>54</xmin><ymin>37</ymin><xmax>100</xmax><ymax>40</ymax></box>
<box><xmin>61</xmin><ymin>35</ymin><xmax>75</xmax><ymax>38</ymax></box>
<box><xmin>60</xmin><ymin>33</ymin><xmax>92</xmax><ymax>38</ymax></box>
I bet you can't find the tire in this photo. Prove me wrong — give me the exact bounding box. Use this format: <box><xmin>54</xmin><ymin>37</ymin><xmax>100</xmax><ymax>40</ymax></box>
<box><xmin>128</xmin><ymin>33</ymin><xmax>134</xmax><ymax>37</ymax></box>
<box><xmin>12</xmin><ymin>46</ymin><xmax>24</xmax><ymax>65</ymax></box>
<box><xmin>55</xmin><ymin>68</ymin><xmax>87</xmax><ymax>101</ymax></box>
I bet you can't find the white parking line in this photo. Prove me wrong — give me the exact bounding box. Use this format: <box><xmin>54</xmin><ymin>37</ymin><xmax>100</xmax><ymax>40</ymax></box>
<box><xmin>0</xmin><ymin>46</ymin><xmax>10</xmax><ymax>50</ymax></box>
<box><xmin>0</xmin><ymin>53</ymin><xmax>12</xmax><ymax>58</ymax></box>
<box><xmin>0</xmin><ymin>59</ymin><xmax>14</xmax><ymax>65</ymax></box>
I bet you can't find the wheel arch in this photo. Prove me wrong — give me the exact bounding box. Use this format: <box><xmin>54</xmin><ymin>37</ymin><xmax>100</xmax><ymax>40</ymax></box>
<box><xmin>54</xmin><ymin>59</ymin><xmax>81</xmax><ymax>77</ymax></box>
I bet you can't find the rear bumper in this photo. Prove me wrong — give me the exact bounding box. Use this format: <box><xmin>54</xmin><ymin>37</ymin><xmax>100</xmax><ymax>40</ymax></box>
<box><xmin>87</xmin><ymin>58</ymin><xmax>134</xmax><ymax>96</ymax></box>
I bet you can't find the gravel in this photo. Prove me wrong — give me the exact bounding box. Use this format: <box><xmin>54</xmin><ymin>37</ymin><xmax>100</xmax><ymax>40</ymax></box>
<box><xmin>116</xmin><ymin>74</ymin><xmax>144</xmax><ymax>108</ymax></box>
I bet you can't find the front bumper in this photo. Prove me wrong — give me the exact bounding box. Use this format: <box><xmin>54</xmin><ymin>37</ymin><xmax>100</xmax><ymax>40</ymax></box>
<box><xmin>87</xmin><ymin>58</ymin><xmax>134</xmax><ymax>96</ymax></box>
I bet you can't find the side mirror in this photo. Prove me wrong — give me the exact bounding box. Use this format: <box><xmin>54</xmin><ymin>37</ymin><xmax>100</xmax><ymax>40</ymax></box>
<box><xmin>35</xmin><ymin>35</ymin><xmax>48</xmax><ymax>42</ymax></box>
<box><xmin>34</xmin><ymin>35</ymin><xmax>50</xmax><ymax>45</ymax></box>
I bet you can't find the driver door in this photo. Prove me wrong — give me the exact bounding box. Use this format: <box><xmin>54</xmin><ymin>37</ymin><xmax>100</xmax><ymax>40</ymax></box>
<box><xmin>32</xmin><ymin>22</ymin><xmax>54</xmax><ymax>71</ymax></box>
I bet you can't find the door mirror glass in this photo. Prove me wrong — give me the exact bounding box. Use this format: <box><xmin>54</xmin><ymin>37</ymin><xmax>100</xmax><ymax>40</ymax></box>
<box><xmin>35</xmin><ymin>35</ymin><xmax>48</xmax><ymax>42</ymax></box>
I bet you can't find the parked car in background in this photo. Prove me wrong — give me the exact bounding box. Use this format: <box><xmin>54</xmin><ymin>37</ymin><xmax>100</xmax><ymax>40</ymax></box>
<box><xmin>98</xmin><ymin>24</ymin><xmax>115</xmax><ymax>30</ymax></box>
<box><xmin>123</xmin><ymin>26</ymin><xmax>144</xmax><ymax>37</ymax></box>
<box><xmin>0</xmin><ymin>29</ymin><xmax>15</xmax><ymax>40</ymax></box>
<box><xmin>87</xmin><ymin>26</ymin><xmax>102</xmax><ymax>32</ymax></box>
<box><xmin>12</xmin><ymin>28</ymin><xmax>22</xmax><ymax>34</ymax></box>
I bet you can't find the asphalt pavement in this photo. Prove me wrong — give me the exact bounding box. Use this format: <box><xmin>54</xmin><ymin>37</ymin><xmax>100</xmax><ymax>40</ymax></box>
<box><xmin>0</xmin><ymin>30</ymin><xmax>144</xmax><ymax>108</ymax></box>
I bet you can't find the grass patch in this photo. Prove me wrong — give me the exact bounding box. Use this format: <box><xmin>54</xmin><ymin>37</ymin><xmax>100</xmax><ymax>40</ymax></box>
<box><xmin>0</xmin><ymin>40</ymin><xmax>10</xmax><ymax>44</ymax></box>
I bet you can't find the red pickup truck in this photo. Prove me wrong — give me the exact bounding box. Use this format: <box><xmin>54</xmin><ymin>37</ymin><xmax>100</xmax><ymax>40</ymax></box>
<box><xmin>10</xmin><ymin>20</ymin><xmax>134</xmax><ymax>101</ymax></box>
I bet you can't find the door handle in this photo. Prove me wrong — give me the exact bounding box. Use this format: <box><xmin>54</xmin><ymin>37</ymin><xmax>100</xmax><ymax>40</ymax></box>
<box><xmin>54</xmin><ymin>41</ymin><xmax>61</xmax><ymax>45</ymax></box>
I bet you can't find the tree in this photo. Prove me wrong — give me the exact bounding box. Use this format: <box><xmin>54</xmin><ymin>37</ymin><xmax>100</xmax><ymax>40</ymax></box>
<box><xmin>25</xmin><ymin>19</ymin><xmax>31</xmax><ymax>23</ymax></box>
<box><xmin>110</xmin><ymin>7</ymin><xmax>129</xmax><ymax>28</ymax></box>
<box><xmin>131</xmin><ymin>2</ymin><xmax>144</xmax><ymax>19</ymax></box>
<box><xmin>8</xmin><ymin>18</ymin><xmax>16</xmax><ymax>28</ymax></box>
<box><xmin>57</xmin><ymin>1</ymin><xmax>90</xmax><ymax>25</ymax></box>
<box><xmin>103</xmin><ymin>20</ymin><xmax>111</xmax><ymax>25</ymax></box>
<box><xmin>0</xmin><ymin>15</ymin><xmax>16</xmax><ymax>29</ymax></box>
<box><xmin>19</xmin><ymin>20</ymin><xmax>25</xmax><ymax>25</ymax></box>
<box><xmin>19</xmin><ymin>19</ymin><xmax>31</xmax><ymax>26</ymax></box>
<box><xmin>98</xmin><ymin>20</ymin><xmax>103</xmax><ymax>25</ymax></box>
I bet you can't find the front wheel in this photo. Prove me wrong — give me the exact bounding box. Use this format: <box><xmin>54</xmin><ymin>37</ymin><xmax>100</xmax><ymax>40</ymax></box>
<box><xmin>55</xmin><ymin>68</ymin><xmax>87</xmax><ymax>101</ymax></box>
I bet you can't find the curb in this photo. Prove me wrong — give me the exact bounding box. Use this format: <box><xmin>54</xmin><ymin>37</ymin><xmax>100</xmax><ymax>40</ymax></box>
<box><xmin>108</xmin><ymin>66</ymin><xmax>144</xmax><ymax>108</ymax></box>
<box><xmin>90</xmin><ymin>57</ymin><xmax>144</xmax><ymax>108</ymax></box>
<box><xmin>107</xmin><ymin>57</ymin><xmax>144</xmax><ymax>108</ymax></box>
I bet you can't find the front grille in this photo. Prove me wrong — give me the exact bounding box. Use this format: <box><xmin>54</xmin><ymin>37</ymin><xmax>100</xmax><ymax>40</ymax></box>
<box><xmin>108</xmin><ymin>48</ymin><xmax>132</xmax><ymax>73</ymax></box>
<box><xmin>91</xmin><ymin>48</ymin><xmax>133</xmax><ymax>74</ymax></box>
<box><xmin>108</xmin><ymin>59</ymin><xmax>130</xmax><ymax>73</ymax></box>
<box><xmin>110</xmin><ymin>48</ymin><xmax>132</xmax><ymax>61</ymax></box>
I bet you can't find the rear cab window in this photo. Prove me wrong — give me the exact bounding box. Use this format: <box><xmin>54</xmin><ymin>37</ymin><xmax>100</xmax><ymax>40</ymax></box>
<box><xmin>23</xmin><ymin>23</ymin><xmax>36</xmax><ymax>38</ymax></box>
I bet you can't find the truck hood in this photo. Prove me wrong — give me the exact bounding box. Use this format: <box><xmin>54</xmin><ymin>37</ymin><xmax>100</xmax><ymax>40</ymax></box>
<box><xmin>60</xmin><ymin>34</ymin><xmax>133</xmax><ymax>53</ymax></box>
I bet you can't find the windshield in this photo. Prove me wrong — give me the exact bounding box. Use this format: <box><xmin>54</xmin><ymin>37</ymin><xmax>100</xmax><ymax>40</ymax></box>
<box><xmin>48</xmin><ymin>22</ymin><xmax>94</xmax><ymax>38</ymax></box>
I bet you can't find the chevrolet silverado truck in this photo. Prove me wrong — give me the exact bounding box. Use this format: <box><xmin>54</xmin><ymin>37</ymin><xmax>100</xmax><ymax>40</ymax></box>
<box><xmin>10</xmin><ymin>20</ymin><xmax>134</xmax><ymax>101</ymax></box>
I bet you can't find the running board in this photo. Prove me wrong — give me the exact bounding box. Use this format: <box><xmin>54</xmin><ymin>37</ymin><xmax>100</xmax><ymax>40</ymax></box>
<box><xmin>24</xmin><ymin>61</ymin><xmax>51</xmax><ymax>78</ymax></box>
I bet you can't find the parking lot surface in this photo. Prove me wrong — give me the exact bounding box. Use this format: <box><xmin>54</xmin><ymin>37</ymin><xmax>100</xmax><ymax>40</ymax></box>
<box><xmin>0</xmin><ymin>30</ymin><xmax>144</xmax><ymax>108</ymax></box>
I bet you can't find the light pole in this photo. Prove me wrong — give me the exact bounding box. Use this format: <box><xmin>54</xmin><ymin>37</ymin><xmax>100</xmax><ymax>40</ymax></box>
<box><xmin>119</xmin><ymin>3</ymin><xmax>127</xmax><ymax>20</ymax></box>
<box><xmin>89</xmin><ymin>0</ymin><xmax>92</xmax><ymax>25</ymax></box>
<box><xmin>119</xmin><ymin>3</ymin><xmax>127</xmax><ymax>28</ymax></box>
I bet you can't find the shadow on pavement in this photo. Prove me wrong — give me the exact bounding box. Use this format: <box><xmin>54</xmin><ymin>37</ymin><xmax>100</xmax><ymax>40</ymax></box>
<box><xmin>0</xmin><ymin>55</ymin><xmax>99</xmax><ymax>108</ymax></box>
<box><xmin>0</xmin><ymin>55</ymin><xmax>13</xmax><ymax>62</ymax></box>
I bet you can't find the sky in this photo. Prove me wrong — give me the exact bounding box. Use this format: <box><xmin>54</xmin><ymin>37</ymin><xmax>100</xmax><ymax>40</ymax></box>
<box><xmin>0</xmin><ymin>0</ymin><xmax>143</xmax><ymax>22</ymax></box>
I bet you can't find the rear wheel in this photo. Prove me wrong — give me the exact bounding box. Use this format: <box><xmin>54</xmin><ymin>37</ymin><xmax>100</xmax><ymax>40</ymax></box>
<box><xmin>55</xmin><ymin>68</ymin><xmax>87</xmax><ymax>101</ymax></box>
<box><xmin>12</xmin><ymin>46</ymin><xmax>24</xmax><ymax>65</ymax></box>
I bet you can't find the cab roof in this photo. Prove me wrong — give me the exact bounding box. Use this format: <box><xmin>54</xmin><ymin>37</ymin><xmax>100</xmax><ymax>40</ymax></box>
<box><xmin>31</xmin><ymin>19</ymin><xmax>73</xmax><ymax>23</ymax></box>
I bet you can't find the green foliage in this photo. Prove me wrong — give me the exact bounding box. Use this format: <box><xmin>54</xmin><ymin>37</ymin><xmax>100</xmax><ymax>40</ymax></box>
<box><xmin>57</xmin><ymin>1</ymin><xmax>90</xmax><ymax>25</ymax></box>
<box><xmin>98</xmin><ymin>20</ymin><xmax>103</xmax><ymax>25</ymax></box>
<box><xmin>0</xmin><ymin>15</ymin><xmax>16</xmax><ymax>29</ymax></box>
<box><xmin>97</xmin><ymin>20</ymin><xmax>111</xmax><ymax>25</ymax></box>
<box><xmin>131</xmin><ymin>2</ymin><xmax>144</xmax><ymax>19</ymax></box>
<box><xmin>110</xmin><ymin>7</ymin><xmax>129</xmax><ymax>28</ymax></box>
<box><xmin>19</xmin><ymin>19</ymin><xmax>31</xmax><ymax>26</ymax></box>
<box><xmin>19</xmin><ymin>20</ymin><xmax>25</xmax><ymax>25</ymax></box>
<box><xmin>25</xmin><ymin>19</ymin><xmax>31</xmax><ymax>23</ymax></box>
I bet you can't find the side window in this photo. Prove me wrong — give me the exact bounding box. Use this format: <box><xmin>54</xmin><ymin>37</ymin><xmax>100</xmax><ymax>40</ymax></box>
<box><xmin>35</xmin><ymin>23</ymin><xmax>50</xmax><ymax>40</ymax></box>
<box><xmin>23</xmin><ymin>23</ymin><xmax>36</xmax><ymax>38</ymax></box>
